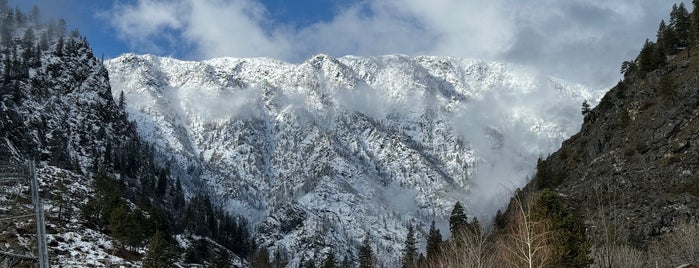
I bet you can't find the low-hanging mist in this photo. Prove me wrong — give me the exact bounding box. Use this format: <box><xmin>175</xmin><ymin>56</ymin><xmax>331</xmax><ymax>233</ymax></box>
<box><xmin>105</xmin><ymin>53</ymin><xmax>604</xmax><ymax>266</ymax></box>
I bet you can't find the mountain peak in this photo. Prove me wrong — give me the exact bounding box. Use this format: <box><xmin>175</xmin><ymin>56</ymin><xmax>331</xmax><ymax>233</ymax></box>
<box><xmin>105</xmin><ymin>53</ymin><xmax>600</xmax><ymax>266</ymax></box>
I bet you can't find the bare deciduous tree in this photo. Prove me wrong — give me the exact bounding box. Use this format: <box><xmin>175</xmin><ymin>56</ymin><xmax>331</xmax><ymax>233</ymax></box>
<box><xmin>426</xmin><ymin>226</ymin><xmax>495</xmax><ymax>268</ymax></box>
<box><xmin>650</xmin><ymin>222</ymin><xmax>699</xmax><ymax>266</ymax></box>
<box><xmin>496</xmin><ymin>193</ymin><xmax>555</xmax><ymax>268</ymax></box>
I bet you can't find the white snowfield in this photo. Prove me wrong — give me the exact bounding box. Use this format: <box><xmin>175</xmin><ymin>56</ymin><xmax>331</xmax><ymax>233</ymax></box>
<box><xmin>105</xmin><ymin>53</ymin><xmax>604</xmax><ymax>267</ymax></box>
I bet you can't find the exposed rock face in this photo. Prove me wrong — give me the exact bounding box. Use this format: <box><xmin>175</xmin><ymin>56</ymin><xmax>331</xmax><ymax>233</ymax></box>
<box><xmin>106</xmin><ymin>53</ymin><xmax>601</xmax><ymax>266</ymax></box>
<box><xmin>537</xmin><ymin>53</ymin><xmax>699</xmax><ymax>248</ymax></box>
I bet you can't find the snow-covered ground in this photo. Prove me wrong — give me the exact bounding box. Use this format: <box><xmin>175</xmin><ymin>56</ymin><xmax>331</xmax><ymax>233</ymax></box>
<box><xmin>106</xmin><ymin>53</ymin><xmax>605</xmax><ymax>267</ymax></box>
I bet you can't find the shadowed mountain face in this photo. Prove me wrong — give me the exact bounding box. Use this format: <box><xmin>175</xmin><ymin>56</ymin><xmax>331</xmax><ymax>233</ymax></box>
<box><xmin>529</xmin><ymin>47</ymin><xmax>699</xmax><ymax>266</ymax></box>
<box><xmin>105</xmin><ymin>53</ymin><xmax>601</xmax><ymax>266</ymax></box>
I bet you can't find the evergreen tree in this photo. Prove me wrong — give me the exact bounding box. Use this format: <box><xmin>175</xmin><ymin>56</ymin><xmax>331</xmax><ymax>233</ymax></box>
<box><xmin>449</xmin><ymin>201</ymin><xmax>468</xmax><ymax>237</ymax></box>
<box><xmin>657</xmin><ymin>19</ymin><xmax>668</xmax><ymax>41</ymax></box>
<box><xmin>638</xmin><ymin>39</ymin><xmax>657</xmax><ymax>73</ymax></box>
<box><xmin>14</xmin><ymin>7</ymin><xmax>24</xmax><ymax>25</ymax></box>
<box><xmin>171</xmin><ymin>177</ymin><xmax>185</xmax><ymax>210</ymax></box>
<box><xmin>658</xmin><ymin>19</ymin><xmax>679</xmax><ymax>55</ymax></box>
<box><xmin>57</xmin><ymin>18</ymin><xmax>66</xmax><ymax>37</ymax></box>
<box><xmin>532</xmin><ymin>190</ymin><xmax>592</xmax><ymax>267</ymax></box>
<box><xmin>322</xmin><ymin>250</ymin><xmax>336</xmax><ymax>268</ymax></box>
<box><xmin>252</xmin><ymin>248</ymin><xmax>271</xmax><ymax>268</ymax></box>
<box><xmin>21</xmin><ymin>27</ymin><xmax>35</xmax><ymax>67</ymax></box>
<box><xmin>108</xmin><ymin>205</ymin><xmax>131</xmax><ymax>247</ymax></box>
<box><xmin>55</xmin><ymin>36</ymin><xmax>64</xmax><ymax>57</ymax></box>
<box><xmin>39</xmin><ymin>32</ymin><xmax>48</xmax><ymax>51</ymax></box>
<box><xmin>340</xmin><ymin>256</ymin><xmax>350</xmax><ymax>268</ymax></box>
<box><xmin>184</xmin><ymin>238</ymin><xmax>210</xmax><ymax>264</ymax></box>
<box><xmin>494</xmin><ymin>209</ymin><xmax>507</xmax><ymax>229</ymax></box>
<box><xmin>272</xmin><ymin>247</ymin><xmax>287</xmax><ymax>268</ymax></box>
<box><xmin>674</xmin><ymin>2</ymin><xmax>692</xmax><ymax>46</ymax></box>
<box><xmin>47</xmin><ymin>18</ymin><xmax>55</xmax><ymax>39</ymax></box>
<box><xmin>211</xmin><ymin>248</ymin><xmax>231</xmax><ymax>268</ymax></box>
<box><xmin>143</xmin><ymin>231</ymin><xmax>176</xmax><ymax>268</ymax></box>
<box><xmin>417</xmin><ymin>254</ymin><xmax>426</xmax><ymax>267</ymax></box>
<box><xmin>31</xmin><ymin>5</ymin><xmax>39</xmax><ymax>24</ymax></box>
<box><xmin>425</xmin><ymin>221</ymin><xmax>442</xmax><ymax>260</ymax></box>
<box><xmin>118</xmin><ymin>90</ymin><xmax>126</xmax><ymax>110</ymax></box>
<box><xmin>692</xmin><ymin>0</ymin><xmax>699</xmax><ymax>45</ymax></box>
<box><xmin>581</xmin><ymin>100</ymin><xmax>590</xmax><ymax>116</ymax></box>
<box><xmin>358</xmin><ymin>235</ymin><xmax>374</xmax><ymax>268</ymax></box>
<box><xmin>1</xmin><ymin>17</ymin><xmax>12</xmax><ymax>48</ymax></box>
<box><xmin>401</xmin><ymin>225</ymin><xmax>417</xmax><ymax>268</ymax></box>
<box><xmin>156</xmin><ymin>171</ymin><xmax>167</xmax><ymax>197</ymax></box>
<box><xmin>303</xmin><ymin>259</ymin><xmax>317</xmax><ymax>268</ymax></box>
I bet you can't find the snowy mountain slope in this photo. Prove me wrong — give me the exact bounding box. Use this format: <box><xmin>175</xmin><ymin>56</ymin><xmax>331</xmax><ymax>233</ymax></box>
<box><xmin>105</xmin><ymin>53</ymin><xmax>604</xmax><ymax>266</ymax></box>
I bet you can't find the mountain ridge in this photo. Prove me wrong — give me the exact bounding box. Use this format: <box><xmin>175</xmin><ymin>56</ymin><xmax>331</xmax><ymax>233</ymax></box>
<box><xmin>106</xmin><ymin>53</ymin><xmax>603</xmax><ymax>266</ymax></box>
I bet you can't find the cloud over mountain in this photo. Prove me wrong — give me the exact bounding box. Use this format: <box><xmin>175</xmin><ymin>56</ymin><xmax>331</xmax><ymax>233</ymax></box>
<box><xmin>105</xmin><ymin>0</ymin><xmax>671</xmax><ymax>88</ymax></box>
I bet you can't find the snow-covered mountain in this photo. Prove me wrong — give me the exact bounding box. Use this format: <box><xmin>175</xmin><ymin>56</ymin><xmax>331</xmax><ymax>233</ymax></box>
<box><xmin>105</xmin><ymin>53</ymin><xmax>604</xmax><ymax>266</ymax></box>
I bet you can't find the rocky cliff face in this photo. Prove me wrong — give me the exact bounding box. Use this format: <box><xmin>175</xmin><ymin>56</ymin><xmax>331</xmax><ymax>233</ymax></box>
<box><xmin>105</xmin><ymin>53</ymin><xmax>601</xmax><ymax>266</ymax></box>
<box><xmin>535</xmin><ymin>50</ymin><xmax>699</xmax><ymax>249</ymax></box>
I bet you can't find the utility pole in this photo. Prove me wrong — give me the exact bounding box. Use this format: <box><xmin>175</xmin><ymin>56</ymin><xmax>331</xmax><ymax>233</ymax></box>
<box><xmin>0</xmin><ymin>143</ymin><xmax>49</xmax><ymax>267</ymax></box>
<box><xmin>29</xmin><ymin>160</ymin><xmax>49</xmax><ymax>268</ymax></box>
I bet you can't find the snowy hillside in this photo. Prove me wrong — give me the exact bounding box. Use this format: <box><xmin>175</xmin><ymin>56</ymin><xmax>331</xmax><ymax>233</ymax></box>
<box><xmin>105</xmin><ymin>53</ymin><xmax>604</xmax><ymax>266</ymax></box>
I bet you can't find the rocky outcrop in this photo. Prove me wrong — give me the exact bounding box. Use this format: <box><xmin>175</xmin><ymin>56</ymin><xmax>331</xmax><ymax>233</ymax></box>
<box><xmin>536</xmin><ymin>51</ymin><xmax>699</xmax><ymax>248</ymax></box>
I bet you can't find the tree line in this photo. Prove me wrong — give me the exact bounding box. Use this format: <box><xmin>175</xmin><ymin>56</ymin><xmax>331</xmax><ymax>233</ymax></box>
<box><xmin>0</xmin><ymin>3</ymin><xmax>260</xmax><ymax>267</ymax></box>
<box><xmin>623</xmin><ymin>1</ymin><xmax>699</xmax><ymax>77</ymax></box>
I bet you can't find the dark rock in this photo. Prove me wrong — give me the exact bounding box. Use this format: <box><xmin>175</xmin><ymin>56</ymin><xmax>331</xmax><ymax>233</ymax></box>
<box><xmin>529</xmin><ymin>54</ymin><xmax>699</xmax><ymax>248</ymax></box>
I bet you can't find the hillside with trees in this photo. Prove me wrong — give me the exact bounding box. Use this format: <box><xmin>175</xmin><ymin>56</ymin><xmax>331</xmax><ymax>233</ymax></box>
<box><xmin>0</xmin><ymin>3</ymin><xmax>254</xmax><ymax>267</ymax></box>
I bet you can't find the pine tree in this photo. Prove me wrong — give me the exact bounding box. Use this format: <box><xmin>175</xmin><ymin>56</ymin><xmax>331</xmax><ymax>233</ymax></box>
<box><xmin>55</xmin><ymin>36</ymin><xmax>64</xmax><ymax>57</ymax></box>
<box><xmin>532</xmin><ymin>190</ymin><xmax>592</xmax><ymax>267</ymax></box>
<box><xmin>581</xmin><ymin>100</ymin><xmax>590</xmax><ymax>116</ymax></box>
<box><xmin>692</xmin><ymin>0</ymin><xmax>699</xmax><ymax>45</ymax></box>
<box><xmin>252</xmin><ymin>248</ymin><xmax>271</xmax><ymax>268</ymax></box>
<box><xmin>30</xmin><ymin>5</ymin><xmax>39</xmax><ymax>24</ymax></box>
<box><xmin>401</xmin><ymin>225</ymin><xmax>417</xmax><ymax>268</ymax></box>
<box><xmin>1</xmin><ymin>17</ymin><xmax>12</xmax><ymax>48</ymax></box>
<box><xmin>143</xmin><ymin>231</ymin><xmax>175</xmax><ymax>268</ymax></box>
<box><xmin>340</xmin><ymin>256</ymin><xmax>350</xmax><ymax>268</ymax></box>
<box><xmin>272</xmin><ymin>247</ymin><xmax>287</xmax><ymax>268</ymax></box>
<box><xmin>57</xmin><ymin>18</ymin><xmax>66</xmax><ymax>37</ymax></box>
<box><xmin>658</xmin><ymin>19</ymin><xmax>679</xmax><ymax>55</ymax></box>
<box><xmin>638</xmin><ymin>39</ymin><xmax>657</xmax><ymax>73</ymax></box>
<box><xmin>211</xmin><ymin>248</ymin><xmax>231</xmax><ymax>268</ymax></box>
<box><xmin>118</xmin><ymin>90</ymin><xmax>126</xmax><ymax>110</ymax></box>
<box><xmin>495</xmin><ymin>209</ymin><xmax>507</xmax><ymax>229</ymax></box>
<box><xmin>449</xmin><ymin>201</ymin><xmax>468</xmax><ymax>237</ymax></box>
<box><xmin>303</xmin><ymin>259</ymin><xmax>317</xmax><ymax>268</ymax></box>
<box><xmin>108</xmin><ymin>205</ymin><xmax>131</xmax><ymax>247</ymax></box>
<box><xmin>669</xmin><ymin>2</ymin><xmax>692</xmax><ymax>49</ymax></box>
<box><xmin>322</xmin><ymin>250</ymin><xmax>336</xmax><ymax>268</ymax></box>
<box><xmin>417</xmin><ymin>253</ymin><xmax>426</xmax><ymax>267</ymax></box>
<box><xmin>657</xmin><ymin>19</ymin><xmax>668</xmax><ymax>41</ymax></box>
<box><xmin>358</xmin><ymin>235</ymin><xmax>374</xmax><ymax>268</ymax></box>
<box><xmin>14</xmin><ymin>7</ymin><xmax>24</xmax><ymax>25</ymax></box>
<box><xmin>39</xmin><ymin>32</ymin><xmax>48</xmax><ymax>51</ymax></box>
<box><xmin>425</xmin><ymin>221</ymin><xmax>442</xmax><ymax>261</ymax></box>
<box><xmin>156</xmin><ymin>171</ymin><xmax>167</xmax><ymax>197</ymax></box>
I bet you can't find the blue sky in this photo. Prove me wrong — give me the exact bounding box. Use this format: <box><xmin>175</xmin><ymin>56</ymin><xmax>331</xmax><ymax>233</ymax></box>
<box><xmin>10</xmin><ymin>0</ymin><xmax>677</xmax><ymax>88</ymax></box>
<box><xmin>10</xmin><ymin>0</ymin><xmax>350</xmax><ymax>59</ymax></box>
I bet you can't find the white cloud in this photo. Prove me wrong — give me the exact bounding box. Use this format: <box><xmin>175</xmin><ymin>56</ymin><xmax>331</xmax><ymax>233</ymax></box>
<box><xmin>105</xmin><ymin>0</ymin><xmax>673</xmax><ymax>87</ymax></box>
<box><xmin>107</xmin><ymin>0</ymin><xmax>183</xmax><ymax>53</ymax></box>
